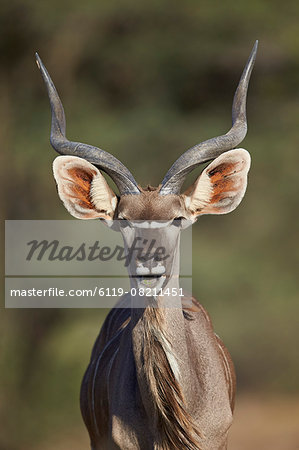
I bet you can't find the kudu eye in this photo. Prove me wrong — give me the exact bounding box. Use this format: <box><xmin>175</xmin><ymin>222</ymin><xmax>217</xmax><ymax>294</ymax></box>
<box><xmin>117</xmin><ymin>212</ymin><xmax>128</xmax><ymax>225</ymax></box>
<box><xmin>119</xmin><ymin>218</ymin><xmax>130</xmax><ymax>228</ymax></box>
<box><xmin>172</xmin><ymin>217</ymin><xmax>184</xmax><ymax>227</ymax></box>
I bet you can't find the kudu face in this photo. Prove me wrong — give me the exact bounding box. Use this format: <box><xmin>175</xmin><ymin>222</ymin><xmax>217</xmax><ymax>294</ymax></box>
<box><xmin>36</xmin><ymin>41</ymin><xmax>257</xmax><ymax>296</ymax></box>
<box><xmin>117</xmin><ymin>190</ymin><xmax>186</xmax><ymax>294</ymax></box>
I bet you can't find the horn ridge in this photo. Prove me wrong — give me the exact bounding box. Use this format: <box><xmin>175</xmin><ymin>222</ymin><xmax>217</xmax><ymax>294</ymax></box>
<box><xmin>159</xmin><ymin>41</ymin><xmax>258</xmax><ymax>195</ymax></box>
<box><xmin>35</xmin><ymin>53</ymin><xmax>140</xmax><ymax>196</ymax></box>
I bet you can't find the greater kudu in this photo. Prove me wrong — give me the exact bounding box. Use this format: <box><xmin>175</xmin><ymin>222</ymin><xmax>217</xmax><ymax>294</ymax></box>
<box><xmin>36</xmin><ymin>41</ymin><xmax>257</xmax><ymax>449</ymax></box>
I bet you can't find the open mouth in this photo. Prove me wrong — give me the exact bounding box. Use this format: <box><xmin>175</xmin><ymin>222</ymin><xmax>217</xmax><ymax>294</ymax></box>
<box><xmin>134</xmin><ymin>261</ymin><xmax>166</xmax><ymax>292</ymax></box>
<box><xmin>136</xmin><ymin>274</ymin><xmax>166</xmax><ymax>291</ymax></box>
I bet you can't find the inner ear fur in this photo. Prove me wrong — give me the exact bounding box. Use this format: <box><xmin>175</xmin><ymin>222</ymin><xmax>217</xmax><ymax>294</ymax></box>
<box><xmin>183</xmin><ymin>149</ymin><xmax>251</xmax><ymax>216</ymax></box>
<box><xmin>53</xmin><ymin>156</ymin><xmax>117</xmax><ymax>220</ymax></box>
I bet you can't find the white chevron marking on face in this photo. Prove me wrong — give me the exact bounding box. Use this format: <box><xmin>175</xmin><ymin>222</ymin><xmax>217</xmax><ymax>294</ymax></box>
<box><xmin>128</xmin><ymin>220</ymin><xmax>173</xmax><ymax>229</ymax></box>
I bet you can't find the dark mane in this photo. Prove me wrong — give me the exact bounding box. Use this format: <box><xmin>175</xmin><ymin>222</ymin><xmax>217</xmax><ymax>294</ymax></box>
<box><xmin>141</xmin><ymin>307</ymin><xmax>202</xmax><ymax>450</ymax></box>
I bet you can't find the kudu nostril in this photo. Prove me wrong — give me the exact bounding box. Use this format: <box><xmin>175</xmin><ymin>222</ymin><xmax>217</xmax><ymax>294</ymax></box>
<box><xmin>136</xmin><ymin>265</ymin><xmax>150</xmax><ymax>276</ymax></box>
<box><xmin>135</xmin><ymin>255</ymin><xmax>166</xmax><ymax>276</ymax></box>
<box><xmin>151</xmin><ymin>263</ymin><xmax>166</xmax><ymax>275</ymax></box>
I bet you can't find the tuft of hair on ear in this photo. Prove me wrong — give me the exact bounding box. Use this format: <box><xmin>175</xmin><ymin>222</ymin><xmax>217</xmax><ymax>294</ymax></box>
<box><xmin>183</xmin><ymin>169</ymin><xmax>213</xmax><ymax>212</ymax></box>
<box><xmin>52</xmin><ymin>155</ymin><xmax>118</xmax><ymax>220</ymax></box>
<box><xmin>90</xmin><ymin>174</ymin><xmax>118</xmax><ymax>215</ymax></box>
<box><xmin>183</xmin><ymin>149</ymin><xmax>251</xmax><ymax>217</ymax></box>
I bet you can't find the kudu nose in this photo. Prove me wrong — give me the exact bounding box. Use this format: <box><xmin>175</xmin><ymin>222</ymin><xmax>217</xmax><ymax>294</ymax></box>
<box><xmin>135</xmin><ymin>252</ymin><xmax>166</xmax><ymax>277</ymax></box>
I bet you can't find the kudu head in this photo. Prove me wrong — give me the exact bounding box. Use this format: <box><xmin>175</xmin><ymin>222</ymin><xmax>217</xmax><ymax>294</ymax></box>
<box><xmin>36</xmin><ymin>42</ymin><xmax>257</xmax><ymax>295</ymax></box>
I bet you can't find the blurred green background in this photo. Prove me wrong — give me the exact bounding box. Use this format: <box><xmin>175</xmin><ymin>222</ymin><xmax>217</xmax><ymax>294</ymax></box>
<box><xmin>1</xmin><ymin>1</ymin><xmax>299</xmax><ymax>449</ymax></box>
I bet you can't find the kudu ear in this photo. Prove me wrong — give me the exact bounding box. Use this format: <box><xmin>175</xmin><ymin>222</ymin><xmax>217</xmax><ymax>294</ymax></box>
<box><xmin>183</xmin><ymin>149</ymin><xmax>251</xmax><ymax>216</ymax></box>
<box><xmin>53</xmin><ymin>156</ymin><xmax>118</xmax><ymax>220</ymax></box>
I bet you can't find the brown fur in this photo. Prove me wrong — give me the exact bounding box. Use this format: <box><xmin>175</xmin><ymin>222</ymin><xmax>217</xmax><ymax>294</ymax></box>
<box><xmin>141</xmin><ymin>307</ymin><xmax>202</xmax><ymax>450</ymax></box>
<box><xmin>67</xmin><ymin>167</ymin><xmax>95</xmax><ymax>210</ymax></box>
<box><xmin>208</xmin><ymin>162</ymin><xmax>236</xmax><ymax>180</ymax></box>
<box><xmin>118</xmin><ymin>188</ymin><xmax>185</xmax><ymax>221</ymax></box>
<box><xmin>80</xmin><ymin>295</ymin><xmax>235</xmax><ymax>449</ymax></box>
<box><xmin>215</xmin><ymin>335</ymin><xmax>236</xmax><ymax>413</ymax></box>
<box><xmin>208</xmin><ymin>162</ymin><xmax>239</xmax><ymax>205</ymax></box>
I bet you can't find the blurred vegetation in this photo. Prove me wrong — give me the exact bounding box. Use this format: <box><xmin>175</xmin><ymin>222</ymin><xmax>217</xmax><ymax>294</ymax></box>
<box><xmin>1</xmin><ymin>0</ymin><xmax>299</xmax><ymax>448</ymax></box>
